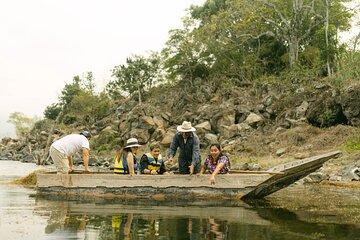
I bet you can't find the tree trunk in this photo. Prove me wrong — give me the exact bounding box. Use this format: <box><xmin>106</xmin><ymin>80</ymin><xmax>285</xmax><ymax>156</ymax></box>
<box><xmin>288</xmin><ymin>38</ymin><xmax>299</xmax><ymax>69</ymax></box>
<box><xmin>138</xmin><ymin>84</ymin><xmax>142</xmax><ymax>105</ymax></box>
<box><xmin>324</xmin><ymin>0</ymin><xmax>332</xmax><ymax>76</ymax></box>
<box><xmin>352</xmin><ymin>32</ymin><xmax>360</xmax><ymax>60</ymax></box>
<box><xmin>41</xmin><ymin>108</ymin><xmax>63</xmax><ymax>165</ymax></box>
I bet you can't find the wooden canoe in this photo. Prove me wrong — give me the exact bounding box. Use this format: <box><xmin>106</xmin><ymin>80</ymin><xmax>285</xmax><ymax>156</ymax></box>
<box><xmin>36</xmin><ymin>151</ymin><xmax>341</xmax><ymax>200</ymax></box>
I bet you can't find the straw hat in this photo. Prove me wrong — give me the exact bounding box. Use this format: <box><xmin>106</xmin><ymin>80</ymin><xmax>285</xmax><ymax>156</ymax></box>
<box><xmin>177</xmin><ymin>121</ymin><xmax>196</xmax><ymax>132</ymax></box>
<box><xmin>124</xmin><ymin>138</ymin><xmax>142</xmax><ymax>148</ymax></box>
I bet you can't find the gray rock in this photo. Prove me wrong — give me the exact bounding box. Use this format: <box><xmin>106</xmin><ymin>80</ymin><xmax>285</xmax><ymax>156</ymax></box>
<box><xmin>245</xmin><ymin>113</ymin><xmax>263</xmax><ymax>128</ymax></box>
<box><xmin>342</xmin><ymin>167</ymin><xmax>360</xmax><ymax>181</ymax></box>
<box><xmin>204</xmin><ymin>133</ymin><xmax>218</xmax><ymax>144</ymax></box>
<box><xmin>276</xmin><ymin>148</ymin><xmax>287</xmax><ymax>156</ymax></box>
<box><xmin>303</xmin><ymin>172</ymin><xmax>328</xmax><ymax>183</ymax></box>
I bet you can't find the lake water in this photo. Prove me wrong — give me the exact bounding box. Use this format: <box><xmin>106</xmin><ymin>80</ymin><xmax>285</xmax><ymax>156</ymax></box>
<box><xmin>1</xmin><ymin>160</ymin><xmax>360</xmax><ymax>239</ymax></box>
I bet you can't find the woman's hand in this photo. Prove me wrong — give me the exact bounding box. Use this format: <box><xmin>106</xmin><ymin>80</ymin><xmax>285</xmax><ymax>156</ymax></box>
<box><xmin>210</xmin><ymin>175</ymin><xmax>216</xmax><ymax>185</ymax></box>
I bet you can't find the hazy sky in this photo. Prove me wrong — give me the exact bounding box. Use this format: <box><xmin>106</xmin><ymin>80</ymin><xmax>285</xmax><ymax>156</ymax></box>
<box><xmin>0</xmin><ymin>0</ymin><xmax>205</xmax><ymax>138</ymax></box>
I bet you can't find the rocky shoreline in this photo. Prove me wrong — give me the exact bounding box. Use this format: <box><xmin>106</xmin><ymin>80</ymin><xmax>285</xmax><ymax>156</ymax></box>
<box><xmin>2</xmin><ymin>82</ymin><xmax>360</xmax><ymax>184</ymax></box>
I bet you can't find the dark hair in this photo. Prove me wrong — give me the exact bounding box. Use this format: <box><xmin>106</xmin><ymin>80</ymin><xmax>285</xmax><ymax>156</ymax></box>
<box><xmin>116</xmin><ymin>148</ymin><xmax>133</xmax><ymax>163</ymax></box>
<box><xmin>209</xmin><ymin>143</ymin><xmax>230</xmax><ymax>167</ymax></box>
<box><xmin>210</xmin><ymin>143</ymin><xmax>222</xmax><ymax>152</ymax></box>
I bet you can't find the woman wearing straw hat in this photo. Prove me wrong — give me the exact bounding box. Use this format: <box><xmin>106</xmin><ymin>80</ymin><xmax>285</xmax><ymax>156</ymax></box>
<box><xmin>167</xmin><ymin>121</ymin><xmax>201</xmax><ymax>175</ymax></box>
<box><xmin>114</xmin><ymin>138</ymin><xmax>142</xmax><ymax>176</ymax></box>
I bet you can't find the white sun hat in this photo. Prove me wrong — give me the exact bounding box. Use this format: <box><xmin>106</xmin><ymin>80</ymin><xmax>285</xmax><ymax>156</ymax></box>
<box><xmin>124</xmin><ymin>138</ymin><xmax>142</xmax><ymax>148</ymax></box>
<box><xmin>177</xmin><ymin>121</ymin><xmax>196</xmax><ymax>132</ymax></box>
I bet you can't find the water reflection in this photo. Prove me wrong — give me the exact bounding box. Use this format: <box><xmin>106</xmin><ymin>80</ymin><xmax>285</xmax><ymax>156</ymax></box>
<box><xmin>33</xmin><ymin>197</ymin><xmax>265</xmax><ymax>239</ymax></box>
<box><xmin>3</xmin><ymin>160</ymin><xmax>360</xmax><ymax>239</ymax></box>
<box><xmin>253</xmin><ymin>202</ymin><xmax>360</xmax><ymax>240</ymax></box>
<box><xmin>112</xmin><ymin>214</ymin><xmax>133</xmax><ymax>239</ymax></box>
<box><xmin>32</xmin><ymin>195</ymin><xmax>360</xmax><ymax>240</ymax></box>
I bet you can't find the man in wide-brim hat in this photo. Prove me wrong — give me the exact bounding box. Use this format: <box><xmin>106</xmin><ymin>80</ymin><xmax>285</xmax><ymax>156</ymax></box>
<box><xmin>167</xmin><ymin>121</ymin><xmax>201</xmax><ymax>175</ymax></box>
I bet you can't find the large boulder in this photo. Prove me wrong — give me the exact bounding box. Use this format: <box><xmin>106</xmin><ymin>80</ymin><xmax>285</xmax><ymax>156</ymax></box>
<box><xmin>341</xmin><ymin>84</ymin><xmax>360</xmax><ymax>126</ymax></box>
<box><xmin>306</xmin><ymin>88</ymin><xmax>347</xmax><ymax>127</ymax></box>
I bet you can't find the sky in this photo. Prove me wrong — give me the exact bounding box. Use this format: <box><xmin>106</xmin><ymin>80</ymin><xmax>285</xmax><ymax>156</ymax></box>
<box><xmin>0</xmin><ymin>0</ymin><xmax>205</xmax><ymax>138</ymax></box>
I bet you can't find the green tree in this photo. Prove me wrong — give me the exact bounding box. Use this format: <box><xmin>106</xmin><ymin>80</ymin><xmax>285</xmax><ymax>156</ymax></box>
<box><xmin>109</xmin><ymin>53</ymin><xmax>161</xmax><ymax>104</ymax></box>
<box><xmin>162</xmin><ymin>17</ymin><xmax>210</xmax><ymax>85</ymax></box>
<box><xmin>186</xmin><ymin>0</ymin><xmax>353</xmax><ymax>81</ymax></box>
<box><xmin>81</xmin><ymin>71</ymin><xmax>96</xmax><ymax>94</ymax></box>
<box><xmin>44</xmin><ymin>103</ymin><xmax>62</xmax><ymax>120</ymax></box>
<box><xmin>44</xmin><ymin>72</ymin><xmax>108</xmax><ymax>126</ymax></box>
<box><xmin>66</xmin><ymin>91</ymin><xmax>112</xmax><ymax>124</ymax></box>
<box><xmin>60</xmin><ymin>76</ymin><xmax>82</xmax><ymax>107</ymax></box>
<box><xmin>189</xmin><ymin>0</ymin><xmax>282</xmax><ymax>81</ymax></box>
<box><xmin>7</xmin><ymin>112</ymin><xmax>38</xmax><ymax>137</ymax></box>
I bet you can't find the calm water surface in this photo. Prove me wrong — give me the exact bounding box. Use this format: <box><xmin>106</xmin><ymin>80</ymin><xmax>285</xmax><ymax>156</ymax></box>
<box><xmin>1</xmin><ymin>160</ymin><xmax>360</xmax><ymax>239</ymax></box>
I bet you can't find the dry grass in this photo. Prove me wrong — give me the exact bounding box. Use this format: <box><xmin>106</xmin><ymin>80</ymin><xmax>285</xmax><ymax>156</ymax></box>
<box><xmin>227</xmin><ymin>124</ymin><xmax>360</xmax><ymax>169</ymax></box>
<box><xmin>321</xmin><ymin>180</ymin><xmax>360</xmax><ymax>189</ymax></box>
<box><xmin>11</xmin><ymin>169</ymin><xmax>48</xmax><ymax>186</ymax></box>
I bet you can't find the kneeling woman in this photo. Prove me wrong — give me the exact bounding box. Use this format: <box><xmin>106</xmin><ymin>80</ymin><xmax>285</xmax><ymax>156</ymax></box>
<box><xmin>199</xmin><ymin>143</ymin><xmax>230</xmax><ymax>184</ymax></box>
<box><xmin>114</xmin><ymin>138</ymin><xmax>142</xmax><ymax>176</ymax></box>
<box><xmin>141</xmin><ymin>142</ymin><xmax>169</xmax><ymax>175</ymax></box>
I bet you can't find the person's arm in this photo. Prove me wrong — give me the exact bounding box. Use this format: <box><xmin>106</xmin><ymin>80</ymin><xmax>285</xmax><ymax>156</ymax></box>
<box><xmin>127</xmin><ymin>152</ymin><xmax>135</xmax><ymax>176</ymax></box>
<box><xmin>190</xmin><ymin>135</ymin><xmax>200</xmax><ymax>175</ymax></box>
<box><xmin>82</xmin><ymin>148</ymin><xmax>90</xmax><ymax>172</ymax></box>
<box><xmin>210</xmin><ymin>162</ymin><xmax>225</xmax><ymax>185</ymax></box>
<box><xmin>167</xmin><ymin>134</ymin><xmax>179</xmax><ymax>164</ymax></box>
<box><xmin>160</xmin><ymin>162</ymin><xmax>169</xmax><ymax>175</ymax></box>
<box><xmin>140</xmin><ymin>155</ymin><xmax>149</xmax><ymax>174</ymax></box>
<box><xmin>197</xmin><ymin>165</ymin><xmax>207</xmax><ymax>176</ymax></box>
<box><xmin>68</xmin><ymin>156</ymin><xmax>73</xmax><ymax>172</ymax></box>
<box><xmin>197</xmin><ymin>157</ymin><xmax>210</xmax><ymax>176</ymax></box>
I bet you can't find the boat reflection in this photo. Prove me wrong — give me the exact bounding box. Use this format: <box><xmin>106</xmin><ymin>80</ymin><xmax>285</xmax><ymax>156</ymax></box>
<box><xmin>111</xmin><ymin>213</ymin><xmax>133</xmax><ymax>240</ymax></box>
<box><xmin>33</xmin><ymin>195</ymin><xmax>360</xmax><ymax>240</ymax></box>
<box><xmin>33</xmin><ymin>196</ymin><xmax>268</xmax><ymax>239</ymax></box>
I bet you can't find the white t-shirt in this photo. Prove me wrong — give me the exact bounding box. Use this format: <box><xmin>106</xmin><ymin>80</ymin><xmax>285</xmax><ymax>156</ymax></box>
<box><xmin>51</xmin><ymin>134</ymin><xmax>90</xmax><ymax>156</ymax></box>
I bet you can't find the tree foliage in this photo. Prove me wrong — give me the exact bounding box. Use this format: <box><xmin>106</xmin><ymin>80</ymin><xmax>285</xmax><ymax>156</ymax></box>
<box><xmin>44</xmin><ymin>72</ymin><xmax>112</xmax><ymax>126</ymax></box>
<box><xmin>162</xmin><ymin>17</ymin><xmax>211</xmax><ymax>85</ymax></box>
<box><xmin>44</xmin><ymin>103</ymin><xmax>62</xmax><ymax>120</ymax></box>
<box><xmin>189</xmin><ymin>0</ymin><xmax>354</xmax><ymax>80</ymax></box>
<box><xmin>7</xmin><ymin>112</ymin><xmax>38</xmax><ymax>137</ymax></box>
<box><xmin>107</xmin><ymin>53</ymin><xmax>161</xmax><ymax>104</ymax></box>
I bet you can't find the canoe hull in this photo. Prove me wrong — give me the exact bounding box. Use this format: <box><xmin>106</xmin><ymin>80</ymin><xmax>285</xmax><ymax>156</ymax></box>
<box><xmin>36</xmin><ymin>151</ymin><xmax>341</xmax><ymax>200</ymax></box>
<box><xmin>36</xmin><ymin>173</ymin><xmax>271</xmax><ymax>200</ymax></box>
